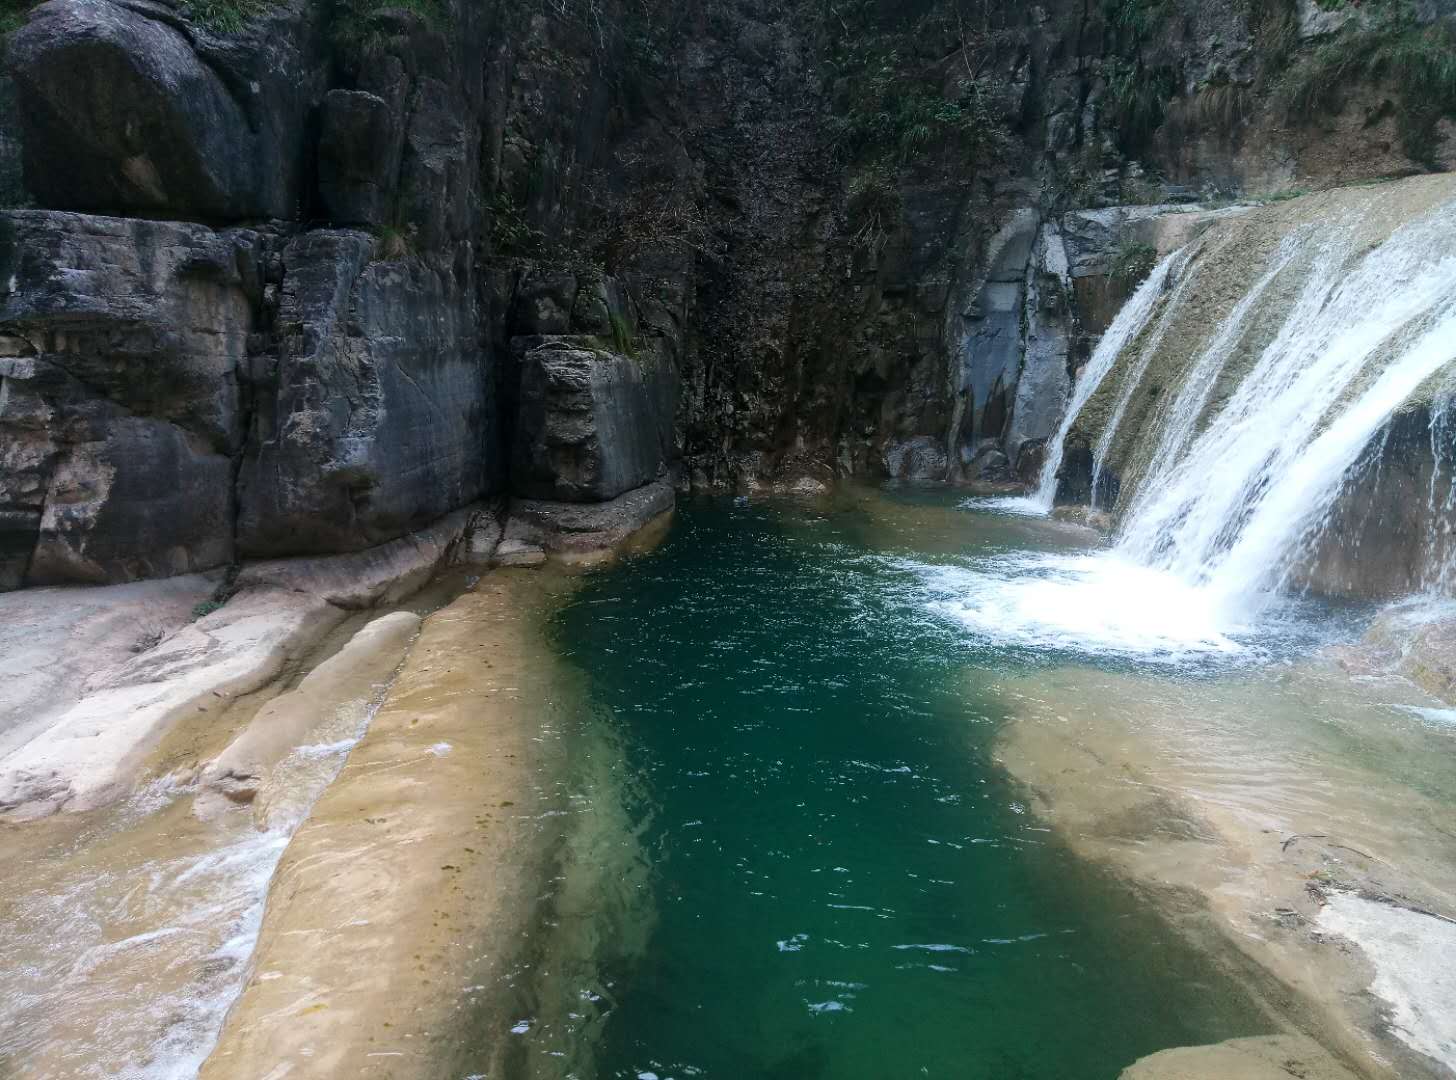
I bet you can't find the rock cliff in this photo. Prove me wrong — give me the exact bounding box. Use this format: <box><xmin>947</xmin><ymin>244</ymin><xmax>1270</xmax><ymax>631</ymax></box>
<box><xmin>1</xmin><ymin>0</ymin><xmax>1452</xmax><ymax>589</ymax></box>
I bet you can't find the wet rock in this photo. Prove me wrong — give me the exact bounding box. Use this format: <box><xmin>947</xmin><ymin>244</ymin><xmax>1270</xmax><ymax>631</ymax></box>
<box><xmin>199</xmin><ymin>610</ymin><xmax>421</xmax><ymax>816</ymax></box>
<box><xmin>491</xmin><ymin>539</ymin><xmax>547</xmax><ymax>568</ymax></box>
<box><xmin>512</xmin><ymin>342</ymin><xmax>676</xmax><ymax>503</ymax></box>
<box><xmin>0</xmin><ymin>586</ymin><xmax>345</xmax><ymax>819</ymax></box>
<box><xmin>8</xmin><ymin>0</ymin><xmax>322</xmax><ymax>220</ymax></box>
<box><xmin>1119</xmin><ymin>1035</ymin><xmax>1360</xmax><ymax>1080</ymax></box>
<box><xmin>955</xmin><ymin>209</ymin><xmax>1040</xmax><ymax>450</ymax></box>
<box><xmin>1051</xmin><ymin>505</ymin><xmax>1114</xmax><ymax>531</ymax></box>
<box><xmin>883</xmin><ymin>436</ymin><xmax>948</xmax><ymax>482</ymax></box>
<box><xmin>235</xmin><ymin>505</ymin><xmax>485</xmax><ymax>609</ymax></box>
<box><xmin>1004</xmin><ymin>223</ymin><xmax>1073</xmax><ymax>475</ymax></box>
<box><xmin>0</xmin><ymin>572</ymin><xmax>219</xmax><ymax>761</ymax></box>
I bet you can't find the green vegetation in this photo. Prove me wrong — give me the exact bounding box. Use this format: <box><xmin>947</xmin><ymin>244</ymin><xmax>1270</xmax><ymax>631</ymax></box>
<box><xmin>330</xmin><ymin>0</ymin><xmax>450</xmax><ymax>60</ymax></box>
<box><xmin>372</xmin><ymin>223</ymin><xmax>416</xmax><ymax>261</ymax></box>
<box><xmin>177</xmin><ymin>0</ymin><xmax>269</xmax><ymax>33</ymax></box>
<box><xmin>821</xmin><ymin>1</ymin><xmax>1016</xmax><ymax>258</ymax></box>
<box><xmin>1098</xmin><ymin>0</ymin><xmax>1180</xmax><ymax>157</ymax></box>
<box><xmin>844</xmin><ymin>166</ymin><xmax>903</xmax><ymax>255</ymax></box>
<box><xmin>191</xmin><ymin>600</ymin><xmax>224</xmax><ymax>621</ymax></box>
<box><xmin>1102</xmin><ymin>57</ymin><xmax>1179</xmax><ymax>155</ymax></box>
<box><xmin>1275</xmin><ymin>4</ymin><xmax>1456</xmax><ymax>164</ymax></box>
<box><xmin>1109</xmin><ymin>240</ymin><xmax>1159</xmax><ymax>285</ymax></box>
<box><xmin>1241</xmin><ymin>0</ymin><xmax>1302</xmax><ymax>77</ymax></box>
<box><xmin>608</xmin><ymin>311</ymin><xmax>638</xmax><ymax>359</ymax></box>
<box><xmin>823</xmin><ymin>1</ymin><xmax>1014</xmax><ymax>170</ymax></box>
<box><xmin>486</xmin><ymin>188</ymin><xmax>543</xmax><ymax>258</ymax></box>
<box><xmin>0</xmin><ymin>0</ymin><xmax>33</xmax><ymax>37</ymax></box>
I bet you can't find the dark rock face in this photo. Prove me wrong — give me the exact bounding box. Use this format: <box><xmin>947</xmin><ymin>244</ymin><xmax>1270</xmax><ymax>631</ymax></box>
<box><xmin>7</xmin><ymin>0</ymin><xmax>322</xmax><ymax>221</ymax></box>
<box><xmin>237</xmin><ymin>231</ymin><xmax>494</xmax><ymax>556</ymax></box>
<box><xmin>317</xmin><ymin>91</ymin><xmax>403</xmax><ymax>227</ymax></box>
<box><xmin>0</xmin><ymin>211</ymin><xmax>259</xmax><ymax>587</ymax></box>
<box><xmin>1297</xmin><ymin>405</ymin><xmax>1456</xmax><ymax>600</ymax></box>
<box><xmin>512</xmin><ymin>343</ymin><xmax>676</xmax><ymax>503</ymax></box>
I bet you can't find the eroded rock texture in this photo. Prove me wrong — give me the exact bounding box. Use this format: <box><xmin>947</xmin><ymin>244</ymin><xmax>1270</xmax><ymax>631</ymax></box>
<box><xmin>0</xmin><ymin>0</ymin><xmax>1451</xmax><ymax>588</ymax></box>
<box><xmin>0</xmin><ymin>211</ymin><xmax>260</xmax><ymax>587</ymax></box>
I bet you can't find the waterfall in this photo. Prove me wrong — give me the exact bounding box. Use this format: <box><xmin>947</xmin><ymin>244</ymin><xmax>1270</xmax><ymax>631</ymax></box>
<box><xmin>1112</xmin><ymin>198</ymin><xmax>1456</xmax><ymax>614</ymax></box>
<box><xmin>988</xmin><ymin>244</ymin><xmax>1184</xmax><ymax>516</ymax></box>
<box><xmin>942</xmin><ymin>178</ymin><xmax>1456</xmax><ymax>657</ymax></box>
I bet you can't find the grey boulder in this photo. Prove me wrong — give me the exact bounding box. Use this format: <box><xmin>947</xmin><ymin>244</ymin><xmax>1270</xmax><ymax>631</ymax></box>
<box><xmin>512</xmin><ymin>342</ymin><xmax>677</xmax><ymax>503</ymax></box>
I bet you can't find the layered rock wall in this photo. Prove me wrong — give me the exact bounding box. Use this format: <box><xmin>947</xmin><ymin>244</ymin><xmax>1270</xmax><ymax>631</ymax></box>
<box><xmin>0</xmin><ymin>0</ymin><xmax>1451</xmax><ymax>589</ymax></box>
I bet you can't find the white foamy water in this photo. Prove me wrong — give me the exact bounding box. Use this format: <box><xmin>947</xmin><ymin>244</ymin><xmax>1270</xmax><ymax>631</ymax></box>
<box><xmin>913</xmin><ymin>553</ymin><xmax>1248</xmax><ymax>660</ymax></box>
<box><xmin>0</xmin><ymin>694</ymin><xmax>387</xmax><ymax>1079</ymax></box>
<box><xmin>944</xmin><ymin>190</ymin><xmax>1456</xmax><ymax>659</ymax></box>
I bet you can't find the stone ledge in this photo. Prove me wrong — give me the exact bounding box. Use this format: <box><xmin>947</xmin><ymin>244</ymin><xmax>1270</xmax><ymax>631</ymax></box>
<box><xmin>504</xmin><ymin>478</ymin><xmax>675</xmax><ymax>555</ymax></box>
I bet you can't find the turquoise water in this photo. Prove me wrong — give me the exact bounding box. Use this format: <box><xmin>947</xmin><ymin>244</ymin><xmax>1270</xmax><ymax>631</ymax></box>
<box><xmin>536</xmin><ymin>493</ymin><xmax>1271</xmax><ymax>1079</ymax></box>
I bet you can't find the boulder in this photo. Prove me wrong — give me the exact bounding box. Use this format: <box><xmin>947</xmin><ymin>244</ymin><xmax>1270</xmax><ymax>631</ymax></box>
<box><xmin>512</xmin><ymin>342</ymin><xmax>676</xmax><ymax>502</ymax></box>
<box><xmin>0</xmin><ymin>210</ymin><xmax>261</xmax><ymax>588</ymax></box>
<box><xmin>7</xmin><ymin>0</ymin><xmax>322</xmax><ymax>220</ymax></box>
<box><xmin>883</xmin><ymin>436</ymin><xmax>948</xmax><ymax>482</ymax></box>
<box><xmin>236</xmin><ymin>230</ymin><xmax>498</xmax><ymax>556</ymax></box>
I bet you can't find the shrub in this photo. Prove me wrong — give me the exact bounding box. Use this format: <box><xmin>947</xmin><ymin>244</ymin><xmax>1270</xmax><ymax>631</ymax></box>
<box><xmin>1275</xmin><ymin>7</ymin><xmax>1456</xmax><ymax>163</ymax></box>
<box><xmin>0</xmin><ymin>0</ymin><xmax>34</xmax><ymax>36</ymax></box>
<box><xmin>331</xmin><ymin>0</ymin><xmax>450</xmax><ymax>60</ymax></box>
<box><xmin>844</xmin><ymin>167</ymin><xmax>903</xmax><ymax>254</ymax></box>
<box><xmin>178</xmin><ymin>0</ymin><xmax>270</xmax><ymax>32</ymax></box>
<box><xmin>1102</xmin><ymin>57</ymin><xmax>1179</xmax><ymax>155</ymax></box>
<box><xmin>373</xmin><ymin>223</ymin><xmax>415</xmax><ymax>261</ymax></box>
<box><xmin>1109</xmin><ymin>240</ymin><xmax>1159</xmax><ymax>285</ymax></box>
<box><xmin>608</xmin><ymin>310</ymin><xmax>638</xmax><ymax>358</ymax></box>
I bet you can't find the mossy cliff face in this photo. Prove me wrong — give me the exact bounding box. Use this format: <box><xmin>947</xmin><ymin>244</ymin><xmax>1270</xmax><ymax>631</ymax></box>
<box><xmin>0</xmin><ymin>0</ymin><xmax>1452</xmax><ymax>588</ymax></box>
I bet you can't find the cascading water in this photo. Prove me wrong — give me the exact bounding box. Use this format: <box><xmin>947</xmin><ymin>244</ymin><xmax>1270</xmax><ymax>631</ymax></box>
<box><xmin>939</xmin><ymin>178</ymin><xmax>1456</xmax><ymax>657</ymax></box>
<box><xmin>984</xmin><ymin>243</ymin><xmax>1182</xmax><ymax>516</ymax></box>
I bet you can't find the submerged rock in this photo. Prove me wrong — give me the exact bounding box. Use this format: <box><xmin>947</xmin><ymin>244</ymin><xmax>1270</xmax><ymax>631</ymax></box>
<box><xmin>1119</xmin><ymin>1035</ymin><xmax>1360</xmax><ymax>1080</ymax></box>
<box><xmin>200</xmin><ymin>610</ymin><xmax>421</xmax><ymax>819</ymax></box>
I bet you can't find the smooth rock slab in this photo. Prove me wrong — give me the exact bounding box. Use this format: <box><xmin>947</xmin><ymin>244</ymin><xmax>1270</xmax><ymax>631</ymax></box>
<box><xmin>0</xmin><ymin>586</ymin><xmax>345</xmax><ymax>819</ymax></box>
<box><xmin>0</xmin><ymin>572</ymin><xmax>220</xmax><ymax>761</ymax></box>
<box><xmin>1120</xmin><ymin>1035</ymin><xmax>1360</xmax><ymax>1080</ymax></box>
<box><xmin>505</xmin><ymin>477</ymin><xmax>675</xmax><ymax>554</ymax></box>
<box><xmin>199</xmin><ymin>610</ymin><xmax>421</xmax><ymax>814</ymax></box>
